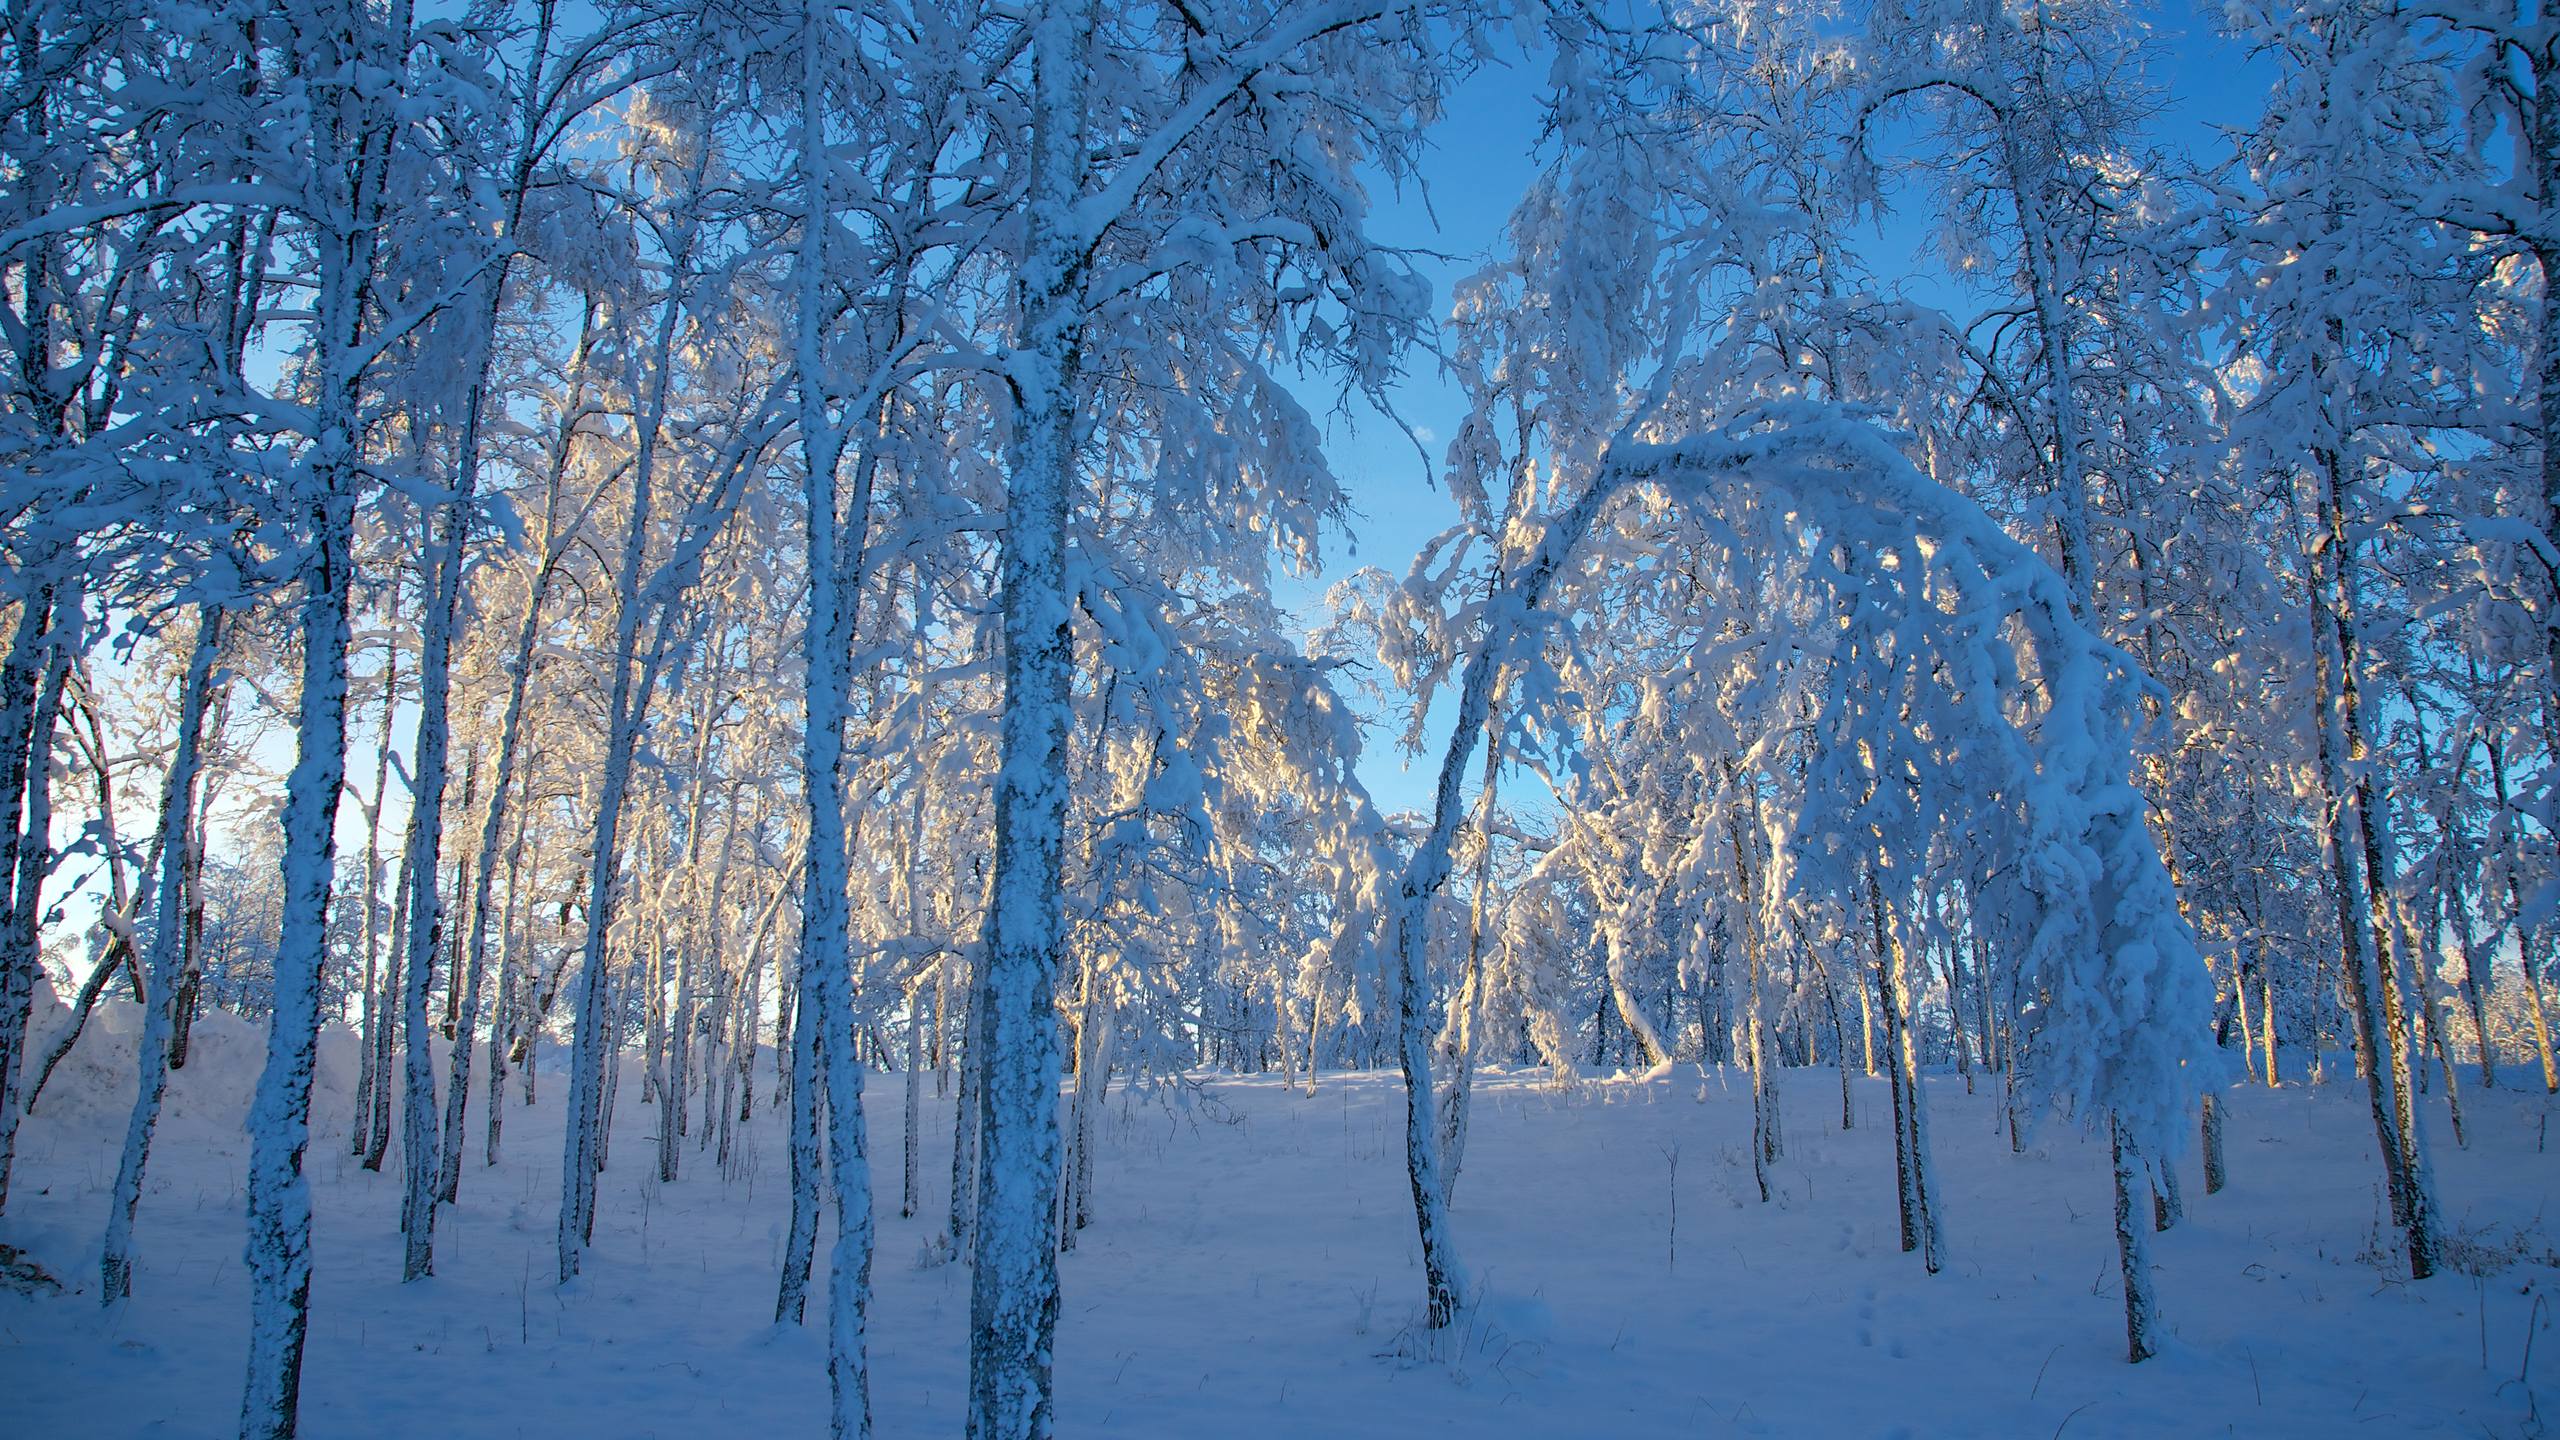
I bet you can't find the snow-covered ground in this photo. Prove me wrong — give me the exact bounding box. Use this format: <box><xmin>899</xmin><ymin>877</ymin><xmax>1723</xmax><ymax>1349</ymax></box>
<box><xmin>4</xmin><ymin>996</ymin><xmax>2553</xmax><ymax>1437</ymax></box>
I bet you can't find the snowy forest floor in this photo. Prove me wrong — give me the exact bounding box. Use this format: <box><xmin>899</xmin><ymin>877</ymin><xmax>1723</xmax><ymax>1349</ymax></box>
<box><xmin>3</xmin><ymin>996</ymin><xmax>2555</xmax><ymax>1438</ymax></box>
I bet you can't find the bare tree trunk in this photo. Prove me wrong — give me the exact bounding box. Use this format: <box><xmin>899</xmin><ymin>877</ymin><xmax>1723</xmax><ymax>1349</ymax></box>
<box><xmin>102</xmin><ymin>611</ymin><xmax>221</xmax><ymax>1301</ymax></box>
<box><xmin>776</xmin><ymin>949</ymin><xmax>822</xmax><ymax>1320</ymax></box>
<box><xmin>485</xmin><ymin>787</ymin><xmax>530</xmax><ymax>1169</ymax></box>
<box><xmin>23</xmin><ymin>942</ymin><xmax>136</xmax><ymax>1115</ymax></box>
<box><xmin>242</xmin><ymin>83</ymin><xmax>382</xmax><ymax>1413</ymax></box>
<box><xmin>364</xmin><ymin>853</ymin><xmax>405</xmax><ymax>1174</ymax></box>
<box><xmin>2408</xmin><ymin>866</ymin><xmax>2467</xmax><ymax>1148</ymax></box>
<box><xmin>2151</xmin><ymin>1151</ymin><xmax>2184</xmax><ymax>1233</ymax></box>
<box><xmin>2304</xmin><ymin>442</ymin><xmax>2442</xmax><ymax>1278</ymax></box>
<box><xmin>2112</xmin><ymin>1118</ymin><xmax>2158</xmax><ymax>1363</ymax></box>
<box><xmin>352</xmin><ymin>650</ymin><xmax>397</xmax><ymax>1160</ymax></box>
<box><xmin>168</xmin><ymin>732</ymin><xmax>219</xmax><ymax>1073</ymax></box>
<box><xmin>2491</xmin><ymin>748</ymin><xmax>2558</xmax><ymax>1093</ymax></box>
<box><xmin>948</xmin><ymin>940</ymin><xmax>980</xmax><ymax>1252</ymax></box>
<box><xmin>1600</xmin><ymin>915</ymin><xmax>1672</xmax><ymax>1069</ymax></box>
<box><xmin>2257</xmin><ymin>954</ymin><xmax>2280</xmax><ymax>1088</ymax></box>
<box><xmin>903</xmin><ymin>982</ymin><xmax>923</xmax><ymax>1220</ymax></box>
<box><xmin>1730</xmin><ymin>795</ymin><xmax>1781</xmax><ymax>1200</ymax></box>
<box><xmin>2201</xmin><ymin>1092</ymin><xmax>2227</xmax><ymax>1195</ymax></box>
<box><xmin>968</xmin><ymin>9</ymin><xmax>1096</xmax><ymax>1428</ymax></box>
<box><xmin>933</xmin><ymin>946</ymin><xmax>952</xmax><ymax>1100</ymax></box>
<box><xmin>1857</xmin><ymin>960</ymin><xmax>1877</xmax><ymax>1078</ymax></box>
<box><xmin>1870</xmin><ymin>874</ymin><xmax>1941</xmax><ymax>1273</ymax></box>
<box><xmin>1435</xmin><ymin>678</ymin><xmax>1509</xmax><ymax>1200</ymax></box>
<box><xmin>556</xmin><ymin>296</ymin><xmax>693</xmax><ymax>1283</ymax></box>
<box><xmin>596</xmin><ymin>974</ymin><xmax>624</xmax><ymax>1174</ymax></box>
<box><xmin>0</xmin><ymin>587</ymin><xmax>57</xmax><ymax>1219</ymax></box>
<box><xmin>1069</xmin><ymin>973</ymin><xmax>1109</xmax><ymax>1237</ymax></box>
<box><xmin>393</xmin><ymin>372</ymin><xmax>490</xmax><ymax>1279</ymax></box>
<box><xmin>1818</xmin><ymin>951</ymin><xmax>1854</xmax><ymax>1131</ymax></box>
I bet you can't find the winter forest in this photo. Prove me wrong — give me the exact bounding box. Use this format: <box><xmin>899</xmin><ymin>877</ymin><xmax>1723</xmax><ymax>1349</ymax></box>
<box><xmin>4</xmin><ymin>0</ymin><xmax>2559</xmax><ymax>1433</ymax></box>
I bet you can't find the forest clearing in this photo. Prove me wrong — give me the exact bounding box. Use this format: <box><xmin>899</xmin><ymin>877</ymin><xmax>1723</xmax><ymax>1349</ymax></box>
<box><xmin>8</xmin><ymin>0</ymin><xmax>2560</xmax><ymax>1434</ymax></box>
<box><xmin>4</xmin><ymin>998</ymin><xmax>2550</xmax><ymax>1437</ymax></box>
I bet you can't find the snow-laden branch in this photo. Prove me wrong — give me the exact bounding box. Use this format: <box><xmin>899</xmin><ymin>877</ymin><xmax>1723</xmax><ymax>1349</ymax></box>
<box><xmin>1389</xmin><ymin>405</ymin><xmax>2212</xmax><ymax>1218</ymax></box>
<box><xmin>1064</xmin><ymin>0</ymin><xmax>1424</xmax><ymax>258</ymax></box>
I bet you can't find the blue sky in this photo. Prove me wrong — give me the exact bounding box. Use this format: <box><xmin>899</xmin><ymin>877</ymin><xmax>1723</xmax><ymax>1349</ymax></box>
<box><xmin>1272</xmin><ymin>52</ymin><xmax>1544</xmax><ymax>817</ymax></box>
<box><xmin>1297</xmin><ymin>2</ymin><xmax>2279</xmax><ymax>817</ymax></box>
